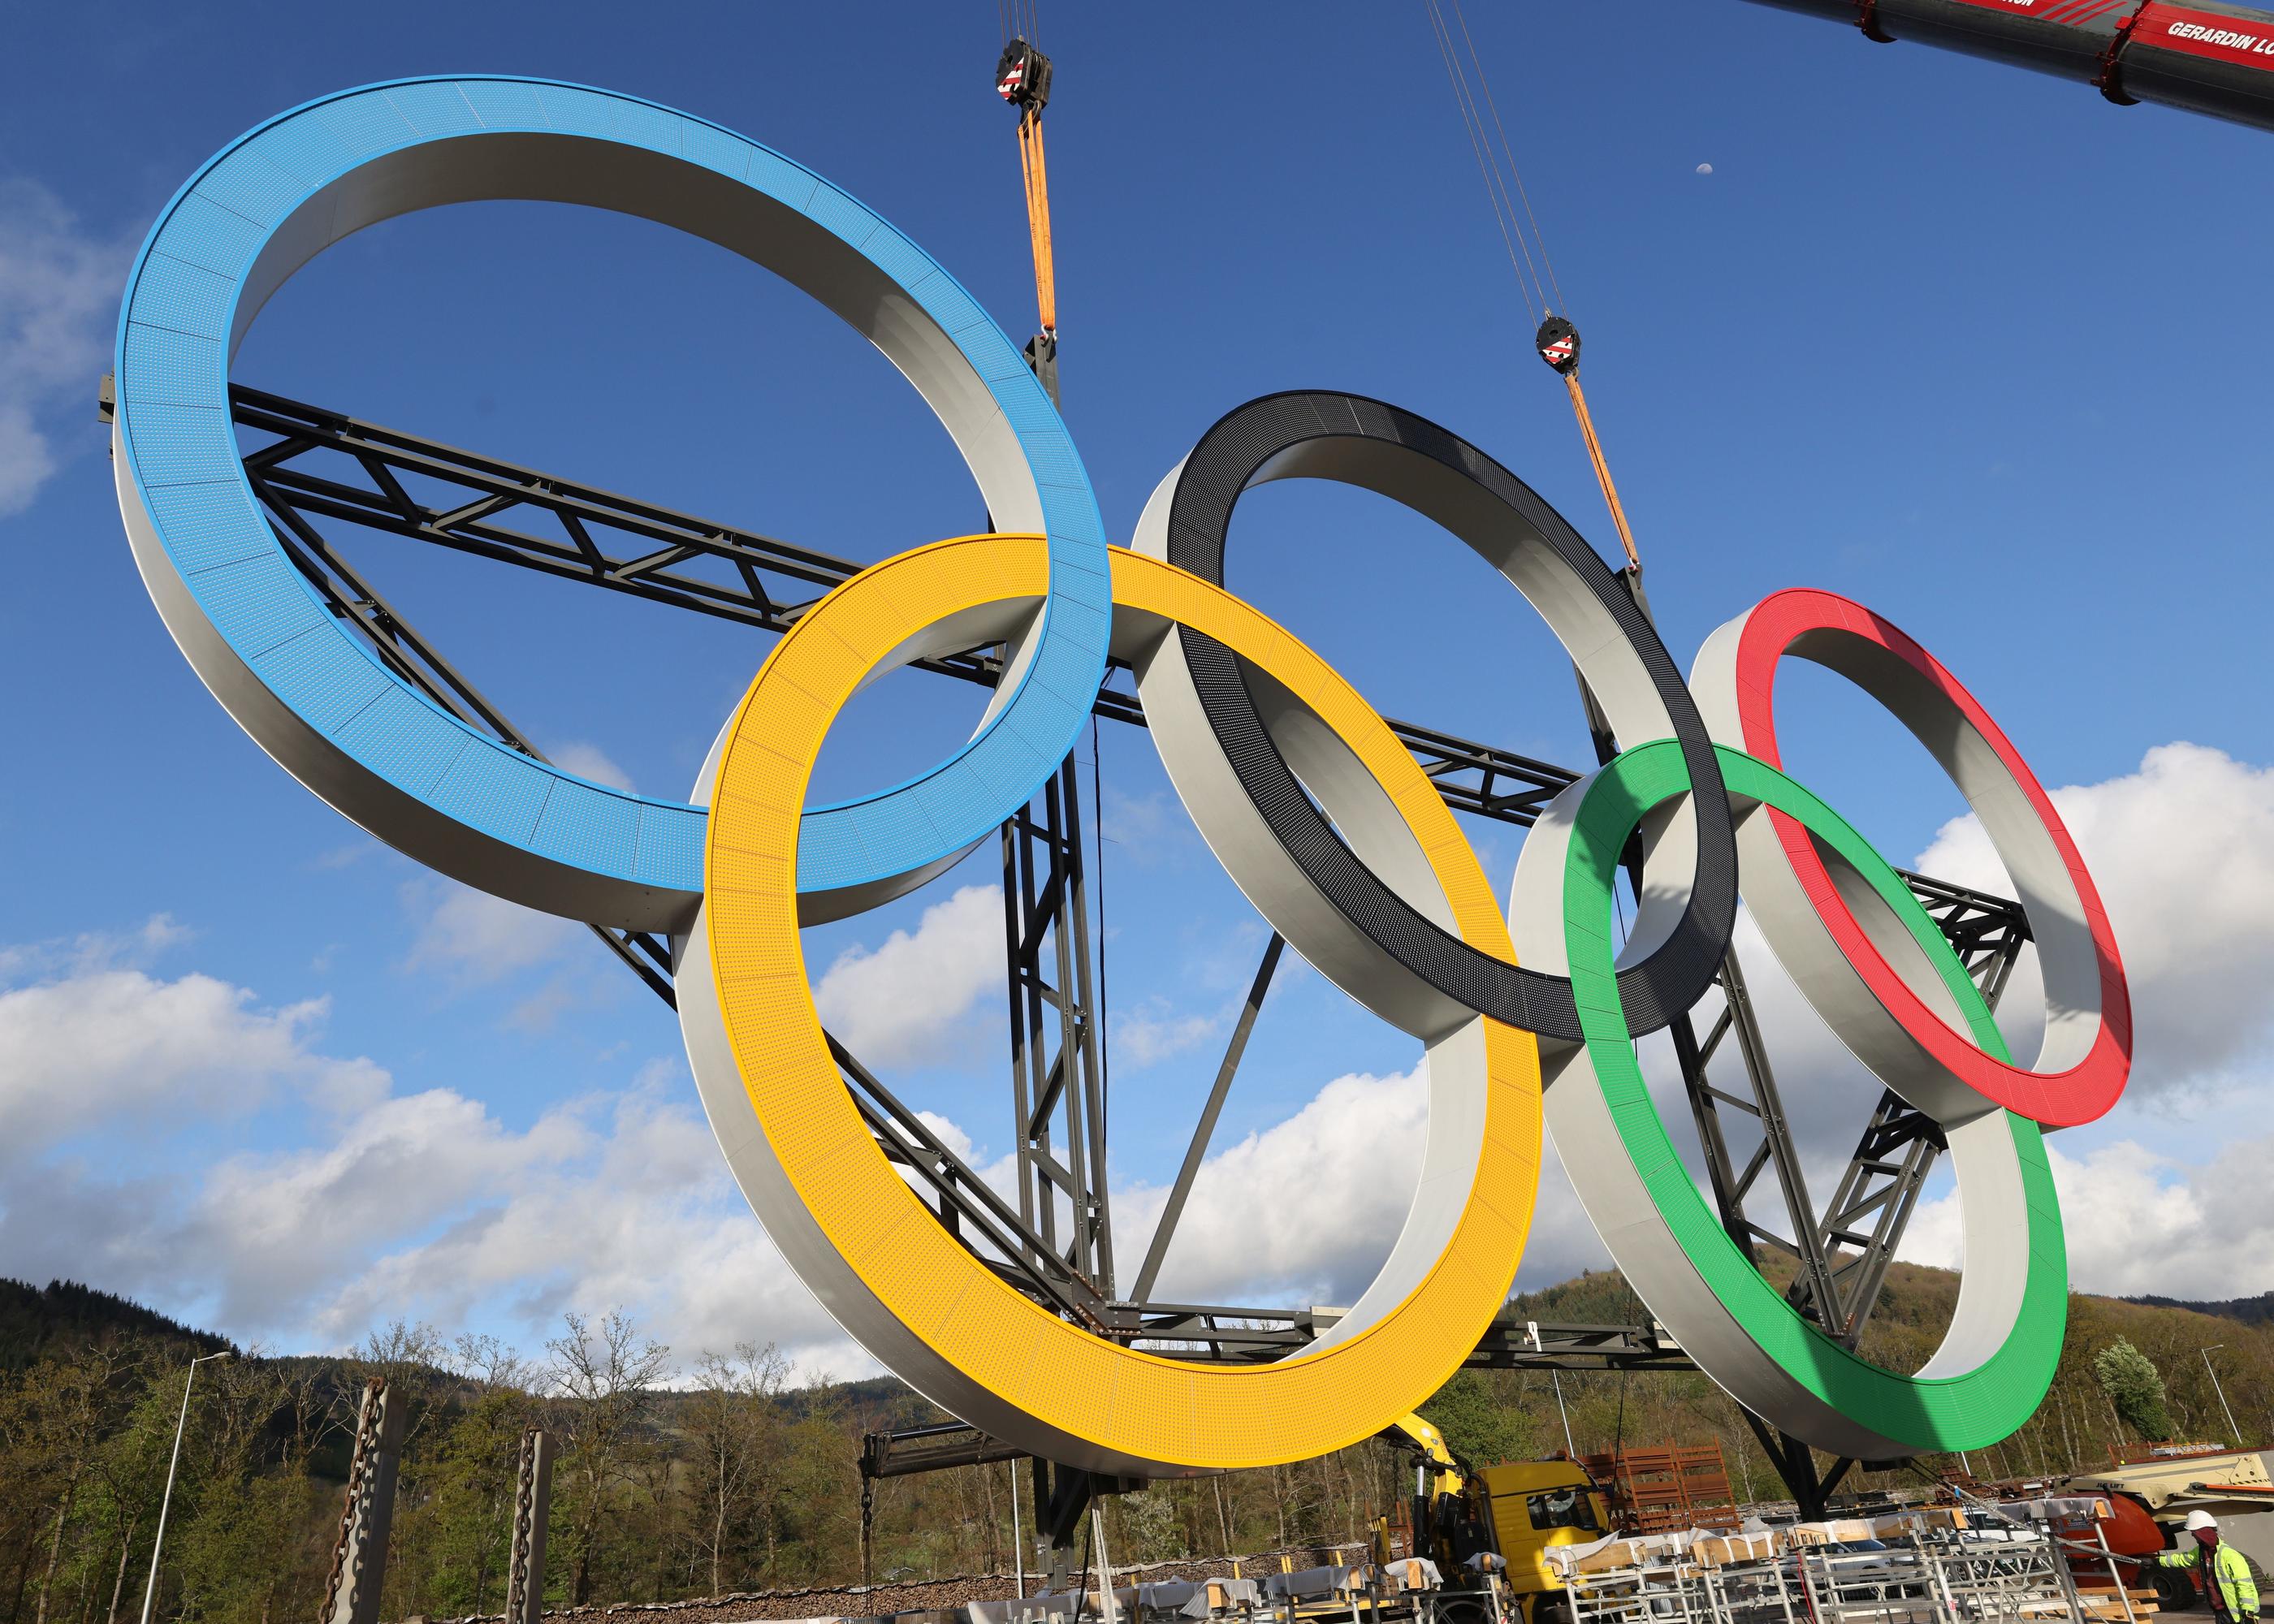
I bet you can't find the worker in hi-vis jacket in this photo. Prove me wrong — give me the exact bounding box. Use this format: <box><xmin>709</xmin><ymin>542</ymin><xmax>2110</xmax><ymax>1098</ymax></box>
<box><xmin>2156</xmin><ymin>1511</ymin><xmax>2262</xmax><ymax>1621</ymax></box>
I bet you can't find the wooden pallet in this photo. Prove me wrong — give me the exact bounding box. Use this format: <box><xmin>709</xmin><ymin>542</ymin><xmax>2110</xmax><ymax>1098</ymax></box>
<box><xmin>1582</xmin><ymin>1442</ymin><xmax>1740</xmax><ymax>1535</ymax></box>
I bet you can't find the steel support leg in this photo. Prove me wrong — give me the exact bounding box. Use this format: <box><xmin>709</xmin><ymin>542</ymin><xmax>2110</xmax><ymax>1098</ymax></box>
<box><xmin>1004</xmin><ymin>757</ymin><xmax>1114</xmax><ymax>1296</ymax></box>
<box><xmin>1028</xmin><ymin>1460</ymin><xmax>1143</xmax><ymax>1594</ymax></box>
<box><xmin>1131</xmin><ymin>932</ymin><xmax>1284</xmax><ymax>1302</ymax></box>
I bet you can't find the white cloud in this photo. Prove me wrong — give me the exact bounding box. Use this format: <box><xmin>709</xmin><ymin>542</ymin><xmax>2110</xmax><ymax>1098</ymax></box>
<box><xmin>1119</xmin><ymin>1063</ymin><xmax>1425</xmax><ymax>1306</ymax></box>
<box><xmin>1916</xmin><ymin>741</ymin><xmax>2274</xmax><ymax>1095</ymax></box>
<box><xmin>1656</xmin><ymin>741</ymin><xmax>2274</xmax><ymax>1301</ymax></box>
<box><xmin>895</xmin><ymin>1111</ymin><xmax>1018</xmax><ymax>1215</ymax></box>
<box><xmin>1902</xmin><ymin>1131</ymin><xmax>2274</xmax><ymax>1300</ymax></box>
<box><xmin>1106</xmin><ymin>1059</ymin><xmax>1609</xmax><ymax>1309</ymax></box>
<box><xmin>1110</xmin><ymin>999</ymin><xmax>1220</xmax><ymax>1069</ymax></box>
<box><xmin>914</xmin><ymin>1109</ymin><xmax>975</xmax><ymax>1162</ymax></box>
<box><xmin>0</xmin><ymin>935</ymin><xmax>862</xmax><ymax>1370</ymax></box>
<box><xmin>552</xmin><ymin>741</ymin><xmax>635</xmax><ymax>794</ymax></box>
<box><xmin>0</xmin><ymin>913</ymin><xmax>193</xmax><ymax>983</ymax></box>
<box><xmin>811</xmin><ymin>884</ymin><xmax>1001</xmax><ymax>1068</ymax></box>
<box><xmin>2</xmin><ymin>916</ymin><xmax>1605</xmax><ymax>1370</ymax></box>
<box><xmin>0</xmin><ymin>939</ymin><xmax>386</xmax><ymax>1166</ymax></box>
<box><xmin>0</xmin><ymin>179</ymin><xmax>131</xmax><ymax>516</ymax></box>
<box><xmin>1615</xmin><ymin>741</ymin><xmax>2274</xmax><ymax>1222</ymax></box>
<box><xmin>295</xmin><ymin>1061</ymin><xmax>858</xmax><ymax>1365</ymax></box>
<box><xmin>32</xmin><ymin>733</ymin><xmax>2274</xmax><ymax>1371</ymax></box>
<box><xmin>403</xmin><ymin>880</ymin><xmax>581</xmax><ymax>982</ymax></box>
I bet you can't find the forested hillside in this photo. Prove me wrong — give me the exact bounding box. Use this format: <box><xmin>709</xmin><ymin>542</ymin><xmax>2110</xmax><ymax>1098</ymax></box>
<box><xmin>3</xmin><ymin>1264</ymin><xmax>2268</xmax><ymax>1624</ymax></box>
<box><xmin>2129</xmin><ymin>1289</ymin><xmax>2274</xmax><ymax>1328</ymax></box>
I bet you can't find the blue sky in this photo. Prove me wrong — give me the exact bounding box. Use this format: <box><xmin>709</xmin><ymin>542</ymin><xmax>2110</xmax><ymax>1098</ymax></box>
<box><xmin>4</xmin><ymin>1</ymin><xmax>2273</xmax><ymax>1375</ymax></box>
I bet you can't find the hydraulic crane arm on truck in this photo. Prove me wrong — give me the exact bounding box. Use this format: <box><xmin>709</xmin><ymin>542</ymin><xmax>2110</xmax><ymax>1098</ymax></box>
<box><xmin>1743</xmin><ymin>0</ymin><xmax>2274</xmax><ymax>132</ymax></box>
<box><xmin>1373</xmin><ymin>1416</ymin><xmax>1613</xmax><ymax>1624</ymax></box>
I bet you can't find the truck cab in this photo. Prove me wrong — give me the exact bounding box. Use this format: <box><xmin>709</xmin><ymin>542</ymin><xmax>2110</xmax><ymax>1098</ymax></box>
<box><xmin>1476</xmin><ymin>1460</ymin><xmax>1614</xmax><ymax>1614</ymax></box>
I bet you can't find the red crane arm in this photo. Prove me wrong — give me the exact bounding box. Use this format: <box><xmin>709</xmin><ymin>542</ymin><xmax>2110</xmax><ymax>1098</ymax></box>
<box><xmin>1745</xmin><ymin>0</ymin><xmax>2274</xmax><ymax>132</ymax></box>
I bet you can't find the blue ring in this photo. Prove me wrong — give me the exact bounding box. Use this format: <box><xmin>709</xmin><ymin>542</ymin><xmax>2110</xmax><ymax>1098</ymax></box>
<box><xmin>115</xmin><ymin>76</ymin><xmax>1108</xmax><ymax>922</ymax></box>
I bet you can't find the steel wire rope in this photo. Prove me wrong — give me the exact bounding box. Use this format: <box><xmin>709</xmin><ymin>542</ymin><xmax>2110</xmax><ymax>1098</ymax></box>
<box><xmin>1419</xmin><ymin>1</ymin><xmax>1644</xmax><ymax>570</ymax></box>
<box><xmin>1610</xmin><ymin>1272</ymin><xmax>1637</xmax><ymax>1469</ymax></box>
<box><xmin>1448</xmin><ymin>0</ymin><xmax>1573</xmax><ymax>321</ymax></box>
<box><xmin>1069</xmin><ymin>1514</ymin><xmax>1096</xmax><ymax>1624</ymax></box>
<box><xmin>1092</xmin><ymin>712</ymin><xmax>1110</xmax><ymax>1222</ymax></box>
<box><xmin>1427</xmin><ymin>0</ymin><xmax>1545</xmax><ymax>322</ymax></box>
<box><xmin>1420</xmin><ymin>0</ymin><xmax>1546</xmax><ymax>324</ymax></box>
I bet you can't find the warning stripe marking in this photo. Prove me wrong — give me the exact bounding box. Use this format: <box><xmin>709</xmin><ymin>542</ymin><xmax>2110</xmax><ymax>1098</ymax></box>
<box><xmin>1942</xmin><ymin>0</ymin><xmax>2132</xmax><ymax>22</ymax></box>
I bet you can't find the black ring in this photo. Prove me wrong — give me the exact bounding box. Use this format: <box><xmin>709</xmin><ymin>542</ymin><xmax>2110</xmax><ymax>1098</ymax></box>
<box><xmin>1161</xmin><ymin>391</ymin><xmax>1737</xmax><ymax>1042</ymax></box>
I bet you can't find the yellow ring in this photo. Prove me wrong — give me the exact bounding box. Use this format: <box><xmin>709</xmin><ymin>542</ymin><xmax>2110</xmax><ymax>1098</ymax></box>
<box><xmin>696</xmin><ymin>533</ymin><xmax>1541</xmax><ymax>1474</ymax></box>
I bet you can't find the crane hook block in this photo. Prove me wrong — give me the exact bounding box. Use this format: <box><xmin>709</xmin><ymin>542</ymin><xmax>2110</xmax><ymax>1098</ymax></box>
<box><xmin>1536</xmin><ymin>315</ymin><xmax>1581</xmax><ymax>376</ymax></box>
<box><xmin>996</xmin><ymin>39</ymin><xmax>1053</xmax><ymax>114</ymax></box>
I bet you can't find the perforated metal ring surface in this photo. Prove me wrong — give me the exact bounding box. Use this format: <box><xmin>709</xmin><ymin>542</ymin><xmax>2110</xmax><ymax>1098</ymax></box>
<box><xmin>1131</xmin><ymin>391</ymin><xmax>1737</xmax><ymax>1043</ymax></box>
<box><xmin>112</xmin><ymin>75</ymin><xmax>1109</xmax><ymax>934</ymax></box>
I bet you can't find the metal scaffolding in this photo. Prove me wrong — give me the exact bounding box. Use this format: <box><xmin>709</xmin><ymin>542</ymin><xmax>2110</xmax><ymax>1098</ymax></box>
<box><xmin>230</xmin><ymin>383</ymin><xmax>2040</xmax><ymax>1510</ymax></box>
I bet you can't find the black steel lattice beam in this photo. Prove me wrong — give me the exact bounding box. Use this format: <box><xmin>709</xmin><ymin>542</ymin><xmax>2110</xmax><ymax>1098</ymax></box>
<box><xmin>230</xmin><ymin>382</ymin><xmax>2041</xmax><ymax>1389</ymax></box>
<box><xmin>230</xmin><ymin>382</ymin><xmax>2036</xmax><ymax>936</ymax></box>
<box><xmin>1001</xmin><ymin>761</ymin><xmax>1115</xmax><ymax>1296</ymax></box>
<box><xmin>834</xmin><ymin>1032</ymin><xmax>1111</xmax><ymax>1331</ymax></box>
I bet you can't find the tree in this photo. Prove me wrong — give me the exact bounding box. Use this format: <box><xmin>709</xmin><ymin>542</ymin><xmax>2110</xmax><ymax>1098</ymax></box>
<box><xmin>2095</xmin><ymin>1337</ymin><xmax>2176</xmax><ymax>1441</ymax></box>
<box><xmin>684</xmin><ymin>1344</ymin><xmax>789</xmax><ymax>1596</ymax></box>
<box><xmin>391</xmin><ymin>1342</ymin><xmax>538</xmax><ymax>1620</ymax></box>
<box><xmin>1418</xmin><ymin>1371</ymin><xmax>1537</xmax><ymax>1468</ymax></box>
<box><xmin>543</xmin><ymin>1311</ymin><xmax>671</xmax><ymax>1605</ymax></box>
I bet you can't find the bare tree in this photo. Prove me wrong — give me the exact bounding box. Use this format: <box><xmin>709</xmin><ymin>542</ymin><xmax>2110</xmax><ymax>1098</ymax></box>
<box><xmin>448</xmin><ymin>1333</ymin><xmax>538</xmax><ymax>1400</ymax></box>
<box><xmin>683</xmin><ymin>1343</ymin><xmax>789</xmax><ymax>1598</ymax></box>
<box><xmin>544</xmin><ymin>1311</ymin><xmax>672</xmax><ymax>1605</ymax></box>
<box><xmin>340</xmin><ymin>1319</ymin><xmax>451</xmax><ymax>1453</ymax></box>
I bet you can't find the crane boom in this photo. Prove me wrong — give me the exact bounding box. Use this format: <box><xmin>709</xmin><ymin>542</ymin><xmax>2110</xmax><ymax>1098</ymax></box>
<box><xmin>1744</xmin><ymin>0</ymin><xmax>2274</xmax><ymax>132</ymax></box>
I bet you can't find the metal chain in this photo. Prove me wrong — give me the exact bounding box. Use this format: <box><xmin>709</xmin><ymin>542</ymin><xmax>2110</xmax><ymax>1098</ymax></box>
<box><xmin>319</xmin><ymin>1380</ymin><xmax>387</xmax><ymax>1624</ymax></box>
<box><xmin>504</xmin><ymin>1430</ymin><xmax>539</xmax><ymax>1622</ymax></box>
<box><xmin>860</xmin><ymin>1475</ymin><xmax>876</xmax><ymax>1585</ymax></box>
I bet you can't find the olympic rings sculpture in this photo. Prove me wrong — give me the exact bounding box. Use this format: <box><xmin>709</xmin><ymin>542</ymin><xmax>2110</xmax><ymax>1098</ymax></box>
<box><xmin>114</xmin><ymin>78</ymin><xmax>2132</xmax><ymax>1479</ymax></box>
<box><xmin>111</xmin><ymin>76</ymin><xmax>1106</xmax><ymax>931</ymax></box>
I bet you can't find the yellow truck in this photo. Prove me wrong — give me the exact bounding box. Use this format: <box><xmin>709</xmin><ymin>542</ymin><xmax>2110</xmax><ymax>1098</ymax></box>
<box><xmin>1475</xmin><ymin>1458</ymin><xmax>1615</xmax><ymax>1620</ymax></box>
<box><xmin>1374</xmin><ymin>1416</ymin><xmax>1612</xmax><ymax>1624</ymax></box>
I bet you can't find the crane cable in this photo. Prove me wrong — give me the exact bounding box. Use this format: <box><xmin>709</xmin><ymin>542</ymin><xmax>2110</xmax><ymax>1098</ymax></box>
<box><xmin>1420</xmin><ymin>0</ymin><xmax>1641</xmax><ymax>572</ymax></box>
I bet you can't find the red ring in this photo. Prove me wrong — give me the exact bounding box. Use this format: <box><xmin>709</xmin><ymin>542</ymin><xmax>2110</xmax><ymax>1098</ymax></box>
<box><xmin>1730</xmin><ymin>589</ymin><xmax>2131</xmax><ymax>1127</ymax></box>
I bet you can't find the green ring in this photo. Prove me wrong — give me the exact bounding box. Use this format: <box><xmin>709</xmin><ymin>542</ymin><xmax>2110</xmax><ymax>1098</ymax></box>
<box><xmin>1563</xmin><ymin>740</ymin><xmax>2064</xmax><ymax>1450</ymax></box>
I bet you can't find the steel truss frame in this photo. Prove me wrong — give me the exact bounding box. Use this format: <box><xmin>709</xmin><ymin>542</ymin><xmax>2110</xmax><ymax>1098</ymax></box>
<box><xmin>1671</xmin><ymin>866</ymin><xmax>2026</xmax><ymax>1516</ymax></box>
<box><xmin>1675</xmin><ymin>909</ymin><xmax>2029</xmax><ymax>1517</ymax></box>
<box><xmin>226</xmin><ymin>383</ymin><xmax>2041</xmax><ymax>1510</ymax></box>
<box><xmin>1003</xmin><ymin>758</ymin><xmax>1115</xmax><ymax>1301</ymax></box>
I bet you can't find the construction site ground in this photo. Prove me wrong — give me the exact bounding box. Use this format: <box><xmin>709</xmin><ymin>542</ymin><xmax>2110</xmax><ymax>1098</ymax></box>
<box><xmin>410</xmin><ymin>1548</ymin><xmax>1368</xmax><ymax>1624</ymax></box>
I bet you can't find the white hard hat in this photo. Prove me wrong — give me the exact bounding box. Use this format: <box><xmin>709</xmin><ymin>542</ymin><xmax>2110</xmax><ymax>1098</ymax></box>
<box><xmin>2185</xmin><ymin>1510</ymin><xmax>2220</xmax><ymax>1532</ymax></box>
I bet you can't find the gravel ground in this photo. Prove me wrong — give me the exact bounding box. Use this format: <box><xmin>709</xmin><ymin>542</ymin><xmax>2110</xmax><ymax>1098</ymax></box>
<box><xmin>414</xmin><ymin>1547</ymin><xmax>1368</xmax><ymax>1624</ymax></box>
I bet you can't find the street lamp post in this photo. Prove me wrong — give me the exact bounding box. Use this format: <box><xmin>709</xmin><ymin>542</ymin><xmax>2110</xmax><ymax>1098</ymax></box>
<box><xmin>137</xmin><ymin>1350</ymin><xmax>231</xmax><ymax>1624</ymax></box>
<box><xmin>2202</xmin><ymin>1345</ymin><xmax>2244</xmax><ymax>1447</ymax></box>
